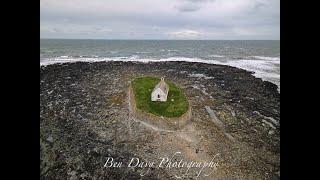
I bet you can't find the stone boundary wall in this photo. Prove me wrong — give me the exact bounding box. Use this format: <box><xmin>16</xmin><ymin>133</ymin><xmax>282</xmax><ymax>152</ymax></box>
<box><xmin>128</xmin><ymin>85</ymin><xmax>192</xmax><ymax>130</ymax></box>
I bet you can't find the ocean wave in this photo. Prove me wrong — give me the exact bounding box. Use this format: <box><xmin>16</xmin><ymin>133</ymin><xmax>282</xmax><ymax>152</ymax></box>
<box><xmin>128</xmin><ymin>55</ymin><xmax>140</xmax><ymax>59</ymax></box>
<box><xmin>135</xmin><ymin>51</ymin><xmax>150</xmax><ymax>54</ymax></box>
<box><xmin>40</xmin><ymin>56</ymin><xmax>280</xmax><ymax>92</ymax></box>
<box><xmin>252</xmin><ymin>56</ymin><xmax>280</xmax><ymax>61</ymax></box>
<box><xmin>209</xmin><ymin>59</ymin><xmax>280</xmax><ymax>91</ymax></box>
<box><xmin>208</xmin><ymin>55</ymin><xmax>225</xmax><ymax>58</ymax></box>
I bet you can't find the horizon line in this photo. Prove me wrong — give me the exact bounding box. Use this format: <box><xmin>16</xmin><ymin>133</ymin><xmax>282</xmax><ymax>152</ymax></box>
<box><xmin>40</xmin><ymin>38</ymin><xmax>280</xmax><ymax>41</ymax></box>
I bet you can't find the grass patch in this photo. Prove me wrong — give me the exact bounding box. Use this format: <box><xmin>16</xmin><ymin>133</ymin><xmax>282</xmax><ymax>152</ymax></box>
<box><xmin>132</xmin><ymin>76</ymin><xmax>189</xmax><ymax>117</ymax></box>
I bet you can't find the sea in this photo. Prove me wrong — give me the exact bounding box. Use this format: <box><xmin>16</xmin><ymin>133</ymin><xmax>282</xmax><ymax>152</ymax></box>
<box><xmin>40</xmin><ymin>39</ymin><xmax>280</xmax><ymax>91</ymax></box>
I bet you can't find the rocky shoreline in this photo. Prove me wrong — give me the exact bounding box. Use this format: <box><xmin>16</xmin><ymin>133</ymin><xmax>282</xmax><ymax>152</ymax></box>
<box><xmin>40</xmin><ymin>61</ymin><xmax>280</xmax><ymax>179</ymax></box>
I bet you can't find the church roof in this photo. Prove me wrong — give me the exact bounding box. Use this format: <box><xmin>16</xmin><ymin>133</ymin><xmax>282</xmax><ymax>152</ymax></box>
<box><xmin>153</xmin><ymin>78</ymin><xmax>169</xmax><ymax>94</ymax></box>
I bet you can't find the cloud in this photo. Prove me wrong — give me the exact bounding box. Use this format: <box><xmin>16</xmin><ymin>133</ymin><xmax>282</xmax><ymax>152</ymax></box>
<box><xmin>182</xmin><ymin>0</ymin><xmax>212</xmax><ymax>3</ymax></box>
<box><xmin>168</xmin><ymin>30</ymin><xmax>202</xmax><ymax>39</ymax></box>
<box><xmin>40</xmin><ymin>0</ymin><xmax>279</xmax><ymax>39</ymax></box>
<box><xmin>175</xmin><ymin>3</ymin><xmax>201</xmax><ymax>12</ymax></box>
<box><xmin>174</xmin><ymin>0</ymin><xmax>215</xmax><ymax>12</ymax></box>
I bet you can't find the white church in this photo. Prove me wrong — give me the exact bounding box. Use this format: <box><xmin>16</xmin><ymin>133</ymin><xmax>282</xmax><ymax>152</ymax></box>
<box><xmin>151</xmin><ymin>77</ymin><xmax>169</xmax><ymax>102</ymax></box>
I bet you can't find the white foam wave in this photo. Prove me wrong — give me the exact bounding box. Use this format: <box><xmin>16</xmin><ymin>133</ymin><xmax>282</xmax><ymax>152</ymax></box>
<box><xmin>209</xmin><ymin>59</ymin><xmax>280</xmax><ymax>92</ymax></box>
<box><xmin>40</xmin><ymin>56</ymin><xmax>280</xmax><ymax>92</ymax></box>
<box><xmin>252</xmin><ymin>56</ymin><xmax>280</xmax><ymax>61</ymax></box>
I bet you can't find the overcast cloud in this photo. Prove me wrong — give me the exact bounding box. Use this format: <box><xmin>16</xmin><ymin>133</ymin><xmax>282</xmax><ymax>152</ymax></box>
<box><xmin>40</xmin><ymin>0</ymin><xmax>280</xmax><ymax>40</ymax></box>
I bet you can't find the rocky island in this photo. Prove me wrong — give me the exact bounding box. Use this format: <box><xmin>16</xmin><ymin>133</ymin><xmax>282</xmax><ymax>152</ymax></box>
<box><xmin>40</xmin><ymin>61</ymin><xmax>280</xmax><ymax>179</ymax></box>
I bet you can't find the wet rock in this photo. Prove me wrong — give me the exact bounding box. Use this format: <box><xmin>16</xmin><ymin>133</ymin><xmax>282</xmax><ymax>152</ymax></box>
<box><xmin>46</xmin><ymin>135</ymin><xmax>54</xmax><ymax>143</ymax></box>
<box><xmin>40</xmin><ymin>61</ymin><xmax>280</xmax><ymax>179</ymax></box>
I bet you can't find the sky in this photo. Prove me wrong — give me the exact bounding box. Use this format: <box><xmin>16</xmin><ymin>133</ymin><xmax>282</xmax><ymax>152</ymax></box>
<box><xmin>40</xmin><ymin>0</ymin><xmax>280</xmax><ymax>40</ymax></box>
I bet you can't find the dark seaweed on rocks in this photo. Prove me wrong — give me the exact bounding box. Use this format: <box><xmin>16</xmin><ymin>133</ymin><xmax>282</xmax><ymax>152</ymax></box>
<box><xmin>40</xmin><ymin>61</ymin><xmax>280</xmax><ymax>179</ymax></box>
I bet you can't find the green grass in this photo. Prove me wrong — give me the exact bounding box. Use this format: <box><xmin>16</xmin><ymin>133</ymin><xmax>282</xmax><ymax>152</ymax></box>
<box><xmin>132</xmin><ymin>76</ymin><xmax>189</xmax><ymax>118</ymax></box>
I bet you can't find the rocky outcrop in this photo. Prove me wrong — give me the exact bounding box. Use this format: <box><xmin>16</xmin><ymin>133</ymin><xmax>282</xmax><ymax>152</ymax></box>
<box><xmin>40</xmin><ymin>61</ymin><xmax>280</xmax><ymax>179</ymax></box>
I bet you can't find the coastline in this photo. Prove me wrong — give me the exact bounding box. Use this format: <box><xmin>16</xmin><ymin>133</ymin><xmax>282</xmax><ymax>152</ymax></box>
<box><xmin>40</xmin><ymin>58</ymin><xmax>280</xmax><ymax>92</ymax></box>
<box><xmin>40</xmin><ymin>61</ymin><xmax>280</xmax><ymax>179</ymax></box>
